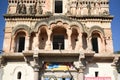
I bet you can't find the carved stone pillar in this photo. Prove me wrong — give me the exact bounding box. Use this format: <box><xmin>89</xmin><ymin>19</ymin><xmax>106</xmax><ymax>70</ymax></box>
<box><xmin>11</xmin><ymin>36</ymin><xmax>15</xmax><ymax>52</ymax></box>
<box><xmin>111</xmin><ymin>57</ymin><xmax>119</xmax><ymax>80</ymax></box>
<box><xmin>25</xmin><ymin>36</ymin><xmax>30</xmax><ymax>51</ymax></box>
<box><xmin>87</xmin><ymin>37</ymin><xmax>92</xmax><ymax>51</ymax></box>
<box><xmin>77</xmin><ymin>53</ymin><xmax>85</xmax><ymax>80</ymax></box>
<box><xmin>33</xmin><ymin>66</ymin><xmax>39</xmax><ymax>80</ymax></box>
<box><xmin>45</xmin><ymin>29</ymin><xmax>52</xmax><ymax>50</ymax></box>
<box><xmin>67</xmin><ymin>28</ymin><xmax>72</xmax><ymax>50</ymax></box>
<box><xmin>34</xmin><ymin>34</ymin><xmax>39</xmax><ymax>50</ymax></box>
<box><xmin>78</xmin><ymin>68</ymin><xmax>84</xmax><ymax>80</ymax></box>
<box><xmin>33</xmin><ymin>52</ymin><xmax>40</xmax><ymax>80</ymax></box>
<box><xmin>76</xmin><ymin>33</ymin><xmax>82</xmax><ymax>50</ymax></box>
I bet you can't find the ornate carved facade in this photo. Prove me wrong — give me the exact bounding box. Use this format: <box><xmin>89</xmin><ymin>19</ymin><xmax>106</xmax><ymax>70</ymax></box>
<box><xmin>0</xmin><ymin>0</ymin><xmax>120</xmax><ymax>80</ymax></box>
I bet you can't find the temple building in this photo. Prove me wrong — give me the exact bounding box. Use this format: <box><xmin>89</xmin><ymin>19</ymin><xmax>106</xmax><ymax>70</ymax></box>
<box><xmin>0</xmin><ymin>0</ymin><xmax>120</xmax><ymax>80</ymax></box>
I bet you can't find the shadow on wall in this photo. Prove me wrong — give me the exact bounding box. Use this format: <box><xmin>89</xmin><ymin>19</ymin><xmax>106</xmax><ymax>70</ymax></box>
<box><xmin>84</xmin><ymin>63</ymin><xmax>99</xmax><ymax>75</ymax></box>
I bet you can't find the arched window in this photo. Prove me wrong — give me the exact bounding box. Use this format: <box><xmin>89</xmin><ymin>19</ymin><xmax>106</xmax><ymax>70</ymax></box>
<box><xmin>17</xmin><ymin>72</ymin><xmax>22</xmax><ymax>79</ymax></box>
<box><xmin>92</xmin><ymin>37</ymin><xmax>98</xmax><ymax>53</ymax></box>
<box><xmin>18</xmin><ymin>36</ymin><xmax>25</xmax><ymax>52</ymax></box>
<box><xmin>15</xmin><ymin>32</ymin><xmax>26</xmax><ymax>52</ymax></box>
<box><xmin>91</xmin><ymin>32</ymin><xmax>100</xmax><ymax>53</ymax></box>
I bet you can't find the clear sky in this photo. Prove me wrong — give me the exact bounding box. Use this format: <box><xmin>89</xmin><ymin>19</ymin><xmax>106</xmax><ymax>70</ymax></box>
<box><xmin>0</xmin><ymin>0</ymin><xmax>120</xmax><ymax>52</ymax></box>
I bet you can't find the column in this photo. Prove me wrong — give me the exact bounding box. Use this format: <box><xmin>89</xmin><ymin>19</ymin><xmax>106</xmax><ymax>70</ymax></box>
<box><xmin>67</xmin><ymin>28</ymin><xmax>72</xmax><ymax>50</ymax></box>
<box><xmin>111</xmin><ymin>57</ymin><xmax>119</xmax><ymax>80</ymax></box>
<box><xmin>34</xmin><ymin>34</ymin><xmax>39</xmax><ymax>50</ymax></box>
<box><xmin>87</xmin><ymin>37</ymin><xmax>92</xmax><ymax>51</ymax></box>
<box><xmin>45</xmin><ymin>29</ymin><xmax>52</xmax><ymax>50</ymax></box>
<box><xmin>33</xmin><ymin>66</ymin><xmax>39</xmax><ymax>80</ymax></box>
<box><xmin>76</xmin><ymin>33</ymin><xmax>83</xmax><ymax>50</ymax></box>
<box><xmin>77</xmin><ymin>60</ymin><xmax>85</xmax><ymax>80</ymax></box>
<box><xmin>78</xmin><ymin>68</ymin><xmax>84</xmax><ymax>80</ymax></box>
<box><xmin>25</xmin><ymin>36</ymin><xmax>30</xmax><ymax>51</ymax></box>
<box><xmin>11</xmin><ymin>36</ymin><xmax>15</xmax><ymax>52</ymax></box>
<box><xmin>33</xmin><ymin>52</ymin><xmax>40</xmax><ymax>80</ymax></box>
<box><xmin>77</xmin><ymin>53</ymin><xmax>85</xmax><ymax>80</ymax></box>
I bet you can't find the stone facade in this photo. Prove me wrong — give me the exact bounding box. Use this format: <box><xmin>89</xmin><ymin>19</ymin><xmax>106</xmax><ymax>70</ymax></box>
<box><xmin>0</xmin><ymin>0</ymin><xmax>120</xmax><ymax>80</ymax></box>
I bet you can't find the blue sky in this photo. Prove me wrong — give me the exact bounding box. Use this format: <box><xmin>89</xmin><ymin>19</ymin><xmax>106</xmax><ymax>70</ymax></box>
<box><xmin>0</xmin><ymin>0</ymin><xmax>120</xmax><ymax>52</ymax></box>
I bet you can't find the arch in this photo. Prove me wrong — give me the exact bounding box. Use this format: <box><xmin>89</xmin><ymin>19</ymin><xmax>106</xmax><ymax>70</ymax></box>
<box><xmin>38</xmin><ymin>27</ymin><xmax>48</xmax><ymax>49</ymax></box>
<box><xmin>90</xmin><ymin>30</ymin><xmax>105</xmax><ymax>53</ymax></box>
<box><xmin>88</xmin><ymin>26</ymin><xmax>105</xmax><ymax>38</ymax></box>
<box><xmin>12</xmin><ymin>24</ymin><xmax>30</xmax><ymax>36</ymax></box>
<box><xmin>34</xmin><ymin>16</ymin><xmax>84</xmax><ymax>32</ymax></box>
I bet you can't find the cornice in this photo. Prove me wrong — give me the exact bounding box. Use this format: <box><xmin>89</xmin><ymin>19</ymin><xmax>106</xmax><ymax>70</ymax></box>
<box><xmin>4</xmin><ymin>14</ymin><xmax>114</xmax><ymax>21</ymax></box>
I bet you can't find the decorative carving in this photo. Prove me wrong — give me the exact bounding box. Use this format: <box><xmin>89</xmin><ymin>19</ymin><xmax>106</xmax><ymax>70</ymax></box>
<box><xmin>87</xmin><ymin>3</ymin><xmax>91</xmax><ymax>15</ymax></box>
<box><xmin>45</xmin><ymin>11</ymin><xmax>53</xmax><ymax>15</ymax></box>
<box><xmin>16</xmin><ymin>2</ymin><xmax>21</xmax><ymax>14</ymax></box>
<box><xmin>29</xmin><ymin>2</ymin><xmax>37</xmax><ymax>14</ymax></box>
<box><xmin>16</xmin><ymin>1</ymin><xmax>27</xmax><ymax>14</ymax></box>
<box><xmin>102</xmin><ymin>10</ymin><xmax>109</xmax><ymax>15</ymax></box>
<box><xmin>29</xmin><ymin>1</ymin><xmax>43</xmax><ymax>15</ymax></box>
<box><xmin>112</xmin><ymin>57</ymin><xmax>119</xmax><ymax>66</ymax></box>
<box><xmin>93</xmin><ymin>1</ymin><xmax>101</xmax><ymax>15</ymax></box>
<box><xmin>66</xmin><ymin>0</ymin><xmax>71</xmax><ymax>15</ymax></box>
<box><xmin>37</xmin><ymin>6</ymin><xmax>43</xmax><ymax>14</ymax></box>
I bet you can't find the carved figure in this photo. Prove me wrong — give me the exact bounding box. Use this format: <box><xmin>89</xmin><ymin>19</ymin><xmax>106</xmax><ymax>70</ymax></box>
<box><xmin>20</xmin><ymin>4</ymin><xmax>27</xmax><ymax>14</ymax></box>
<box><xmin>16</xmin><ymin>2</ymin><xmax>21</xmax><ymax>14</ymax></box>
<box><xmin>103</xmin><ymin>10</ymin><xmax>109</xmax><ymax>15</ymax></box>
<box><xmin>66</xmin><ymin>1</ymin><xmax>71</xmax><ymax>15</ymax></box>
<box><xmin>37</xmin><ymin>6</ymin><xmax>43</xmax><ymax>14</ymax></box>
<box><xmin>29</xmin><ymin>5</ymin><xmax>33</xmax><ymax>14</ymax></box>
<box><xmin>87</xmin><ymin>3</ymin><xmax>91</xmax><ymax>15</ymax></box>
<box><xmin>16</xmin><ymin>1</ymin><xmax>26</xmax><ymax>14</ymax></box>
<box><xmin>32</xmin><ymin>5</ymin><xmax>37</xmax><ymax>14</ymax></box>
<box><xmin>29</xmin><ymin>2</ymin><xmax>37</xmax><ymax>14</ymax></box>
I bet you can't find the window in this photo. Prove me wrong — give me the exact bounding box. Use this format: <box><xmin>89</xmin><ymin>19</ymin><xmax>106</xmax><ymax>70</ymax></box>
<box><xmin>95</xmin><ymin>71</ymin><xmax>98</xmax><ymax>77</ymax></box>
<box><xmin>18</xmin><ymin>36</ymin><xmax>25</xmax><ymax>52</ymax></box>
<box><xmin>92</xmin><ymin>37</ymin><xmax>98</xmax><ymax>53</ymax></box>
<box><xmin>55</xmin><ymin>0</ymin><xmax>63</xmax><ymax>13</ymax></box>
<box><xmin>17</xmin><ymin>72</ymin><xmax>22</xmax><ymax>79</ymax></box>
<box><xmin>53</xmin><ymin>35</ymin><xmax>64</xmax><ymax>50</ymax></box>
